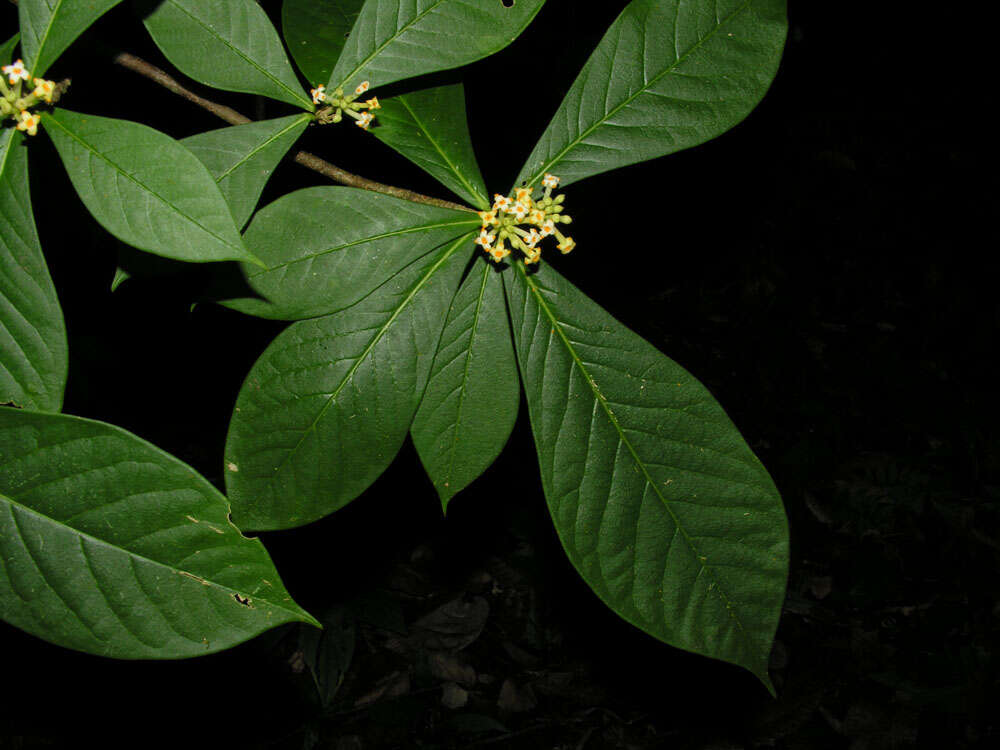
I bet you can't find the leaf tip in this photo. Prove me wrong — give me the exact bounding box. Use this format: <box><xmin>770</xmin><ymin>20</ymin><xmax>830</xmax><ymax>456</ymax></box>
<box><xmin>242</xmin><ymin>251</ymin><xmax>269</xmax><ymax>270</ymax></box>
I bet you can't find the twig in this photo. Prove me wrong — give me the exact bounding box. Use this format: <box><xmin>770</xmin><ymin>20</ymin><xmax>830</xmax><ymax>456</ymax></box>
<box><xmin>112</xmin><ymin>53</ymin><xmax>474</xmax><ymax>212</ymax></box>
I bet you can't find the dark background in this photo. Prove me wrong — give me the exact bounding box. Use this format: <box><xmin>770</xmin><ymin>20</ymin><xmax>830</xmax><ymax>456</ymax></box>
<box><xmin>1</xmin><ymin>1</ymin><xmax>995</xmax><ymax>748</ymax></box>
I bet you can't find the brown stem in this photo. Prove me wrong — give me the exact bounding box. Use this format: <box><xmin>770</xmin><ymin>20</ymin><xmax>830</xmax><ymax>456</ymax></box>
<box><xmin>112</xmin><ymin>53</ymin><xmax>474</xmax><ymax>213</ymax></box>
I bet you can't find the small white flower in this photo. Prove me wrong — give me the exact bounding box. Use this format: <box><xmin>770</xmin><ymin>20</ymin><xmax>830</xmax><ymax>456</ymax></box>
<box><xmin>32</xmin><ymin>78</ymin><xmax>56</xmax><ymax>103</ymax></box>
<box><xmin>311</xmin><ymin>85</ymin><xmax>326</xmax><ymax>104</ymax></box>
<box><xmin>542</xmin><ymin>173</ymin><xmax>560</xmax><ymax>189</ymax></box>
<box><xmin>474</xmin><ymin>229</ymin><xmax>495</xmax><ymax>248</ymax></box>
<box><xmin>3</xmin><ymin>59</ymin><xmax>29</xmax><ymax>85</ymax></box>
<box><xmin>16</xmin><ymin>110</ymin><xmax>41</xmax><ymax>136</ymax></box>
<box><xmin>557</xmin><ymin>236</ymin><xmax>576</xmax><ymax>254</ymax></box>
<box><xmin>356</xmin><ymin>111</ymin><xmax>374</xmax><ymax>130</ymax></box>
<box><xmin>354</xmin><ymin>80</ymin><xmax>370</xmax><ymax>95</ymax></box>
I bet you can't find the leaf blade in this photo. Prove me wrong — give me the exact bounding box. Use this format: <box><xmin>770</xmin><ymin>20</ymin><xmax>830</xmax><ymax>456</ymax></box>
<box><xmin>223</xmin><ymin>186</ymin><xmax>479</xmax><ymax>320</ymax></box>
<box><xmin>504</xmin><ymin>262</ymin><xmax>787</xmax><ymax>689</ymax></box>
<box><xmin>327</xmin><ymin>0</ymin><xmax>546</xmax><ymax>92</ymax></box>
<box><xmin>1</xmin><ymin>33</ymin><xmax>19</xmax><ymax>66</ymax></box>
<box><xmin>0</xmin><ymin>409</ymin><xmax>318</xmax><ymax>659</ymax></box>
<box><xmin>182</xmin><ymin>114</ymin><xmax>311</xmax><ymax>230</ymax></box>
<box><xmin>225</xmin><ymin>233</ymin><xmax>473</xmax><ymax>531</ymax></box>
<box><xmin>43</xmin><ymin>109</ymin><xmax>256</xmax><ymax>265</ymax></box>
<box><xmin>515</xmin><ymin>0</ymin><xmax>787</xmax><ymax>188</ymax></box>
<box><xmin>143</xmin><ymin>0</ymin><xmax>313</xmax><ymax>110</ymax></box>
<box><xmin>374</xmin><ymin>84</ymin><xmax>490</xmax><ymax>210</ymax></box>
<box><xmin>0</xmin><ymin>128</ymin><xmax>67</xmax><ymax>412</ymax></box>
<box><xmin>411</xmin><ymin>258</ymin><xmax>519</xmax><ymax>508</ymax></box>
<box><xmin>19</xmin><ymin>0</ymin><xmax>122</xmax><ymax>77</ymax></box>
<box><xmin>282</xmin><ymin>0</ymin><xmax>365</xmax><ymax>87</ymax></box>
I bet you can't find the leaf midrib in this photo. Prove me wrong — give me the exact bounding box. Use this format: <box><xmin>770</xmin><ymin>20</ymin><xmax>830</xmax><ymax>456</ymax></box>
<box><xmin>396</xmin><ymin>94</ymin><xmax>488</xmax><ymax>209</ymax></box>
<box><xmin>524</xmin><ymin>0</ymin><xmax>755</xmax><ymax>187</ymax></box>
<box><xmin>333</xmin><ymin>0</ymin><xmax>448</xmax><ymax>89</ymax></box>
<box><xmin>212</xmin><ymin>115</ymin><xmax>310</xmax><ymax>183</ymax></box>
<box><xmin>0</xmin><ymin>490</ymin><xmax>307</xmax><ymax>623</ymax></box>
<box><xmin>517</xmin><ymin>263</ymin><xmax>751</xmax><ymax>649</ymax></box>
<box><xmin>274</xmin><ymin>232</ymin><xmax>474</xmax><ymax>473</ymax></box>
<box><xmin>249</xmin><ymin>216</ymin><xmax>478</xmax><ymax>276</ymax></box>
<box><xmin>44</xmin><ymin>114</ymin><xmax>246</xmax><ymax>257</ymax></box>
<box><xmin>442</xmin><ymin>261</ymin><xmax>490</xmax><ymax>495</ymax></box>
<box><xmin>164</xmin><ymin>0</ymin><xmax>311</xmax><ymax>109</ymax></box>
<box><xmin>25</xmin><ymin>0</ymin><xmax>65</xmax><ymax>76</ymax></box>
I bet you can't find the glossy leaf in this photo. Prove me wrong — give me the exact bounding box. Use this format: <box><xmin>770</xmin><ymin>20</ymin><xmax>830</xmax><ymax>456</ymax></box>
<box><xmin>282</xmin><ymin>0</ymin><xmax>365</xmax><ymax>87</ymax></box>
<box><xmin>374</xmin><ymin>84</ymin><xmax>490</xmax><ymax>210</ymax></box>
<box><xmin>225</xmin><ymin>234</ymin><xmax>473</xmax><ymax>531</ymax></box>
<box><xmin>143</xmin><ymin>0</ymin><xmax>313</xmax><ymax>110</ymax></box>
<box><xmin>0</xmin><ymin>409</ymin><xmax>319</xmax><ymax>659</ymax></box>
<box><xmin>412</xmin><ymin>258</ymin><xmax>518</xmax><ymax>509</ymax></box>
<box><xmin>515</xmin><ymin>0</ymin><xmax>787</xmax><ymax>188</ymax></box>
<box><xmin>1</xmin><ymin>33</ymin><xmax>19</xmax><ymax>65</ymax></box>
<box><xmin>504</xmin><ymin>262</ymin><xmax>788</xmax><ymax>689</ymax></box>
<box><xmin>327</xmin><ymin>0</ymin><xmax>546</xmax><ymax>92</ymax></box>
<box><xmin>19</xmin><ymin>0</ymin><xmax>122</xmax><ymax>77</ymax></box>
<box><xmin>0</xmin><ymin>129</ymin><xmax>67</xmax><ymax>412</ymax></box>
<box><xmin>223</xmin><ymin>187</ymin><xmax>479</xmax><ymax>321</ymax></box>
<box><xmin>44</xmin><ymin>109</ymin><xmax>259</xmax><ymax>265</ymax></box>
<box><xmin>182</xmin><ymin>114</ymin><xmax>311</xmax><ymax>230</ymax></box>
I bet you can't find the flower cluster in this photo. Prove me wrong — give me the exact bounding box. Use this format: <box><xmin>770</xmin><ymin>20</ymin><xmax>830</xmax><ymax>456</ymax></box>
<box><xmin>1</xmin><ymin>59</ymin><xmax>56</xmax><ymax>136</ymax></box>
<box><xmin>311</xmin><ymin>80</ymin><xmax>380</xmax><ymax>130</ymax></box>
<box><xmin>475</xmin><ymin>174</ymin><xmax>574</xmax><ymax>264</ymax></box>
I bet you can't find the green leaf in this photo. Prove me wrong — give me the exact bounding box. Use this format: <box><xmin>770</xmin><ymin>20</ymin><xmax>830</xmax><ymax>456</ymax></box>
<box><xmin>514</xmin><ymin>0</ymin><xmax>787</xmax><ymax>188</ymax></box>
<box><xmin>282</xmin><ymin>0</ymin><xmax>365</xmax><ymax>87</ymax></box>
<box><xmin>110</xmin><ymin>265</ymin><xmax>130</xmax><ymax>293</ymax></box>
<box><xmin>19</xmin><ymin>0</ymin><xmax>122</xmax><ymax>77</ymax></box>
<box><xmin>411</xmin><ymin>258</ymin><xmax>518</xmax><ymax>509</ymax></box>
<box><xmin>299</xmin><ymin>605</ymin><xmax>355</xmax><ymax>707</ymax></box>
<box><xmin>223</xmin><ymin>186</ymin><xmax>479</xmax><ymax>321</ymax></box>
<box><xmin>143</xmin><ymin>0</ymin><xmax>313</xmax><ymax>110</ymax></box>
<box><xmin>327</xmin><ymin>0</ymin><xmax>546</xmax><ymax>92</ymax></box>
<box><xmin>374</xmin><ymin>84</ymin><xmax>490</xmax><ymax>210</ymax></box>
<box><xmin>182</xmin><ymin>114</ymin><xmax>311</xmax><ymax>230</ymax></box>
<box><xmin>43</xmin><ymin>109</ymin><xmax>259</xmax><ymax>266</ymax></box>
<box><xmin>504</xmin><ymin>262</ymin><xmax>788</xmax><ymax>690</ymax></box>
<box><xmin>225</xmin><ymin>233</ymin><xmax>473</xmax><ymax>531</ymax></box>
<box><xmin>0</xmin><ymin>409</ymin><xmax>319</xmax><ymax>659</ymax></box>
<box><xmin>0</xmin><ymin>128</ymin><xmax>67</xmax><ymax>412</ymax></box>
<box><xmin>1</xmin><ymin>33</ymin><xmax>19</xmax><ymax>66</ymax></box>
